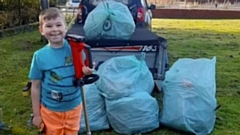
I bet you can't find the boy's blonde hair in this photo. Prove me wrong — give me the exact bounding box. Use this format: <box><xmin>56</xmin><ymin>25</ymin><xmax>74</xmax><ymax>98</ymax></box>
<box><xmin>39</xmin><ymin>7</ymin><xmax>66</xmax><ymax>28</ymax></box>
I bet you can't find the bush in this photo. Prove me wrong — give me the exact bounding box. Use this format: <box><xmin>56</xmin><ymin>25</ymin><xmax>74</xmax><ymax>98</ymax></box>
<box><xmin>0</xmin><ymin>0</ymin><xmax>41</xmax><ymax>29</ymax></box>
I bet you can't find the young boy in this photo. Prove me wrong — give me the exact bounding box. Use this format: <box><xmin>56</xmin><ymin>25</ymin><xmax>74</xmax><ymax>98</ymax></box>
<box><xmin>29</xmin><ymin>7</ymin><xmax>93</xmax><ymax>135</ymax></box>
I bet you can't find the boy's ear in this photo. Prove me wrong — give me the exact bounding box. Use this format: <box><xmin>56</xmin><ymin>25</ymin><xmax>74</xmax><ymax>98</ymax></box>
<box><xmin>39</xmin><ymin>26</ymin><xmax>44</xmax><ymax>35</ymax></box>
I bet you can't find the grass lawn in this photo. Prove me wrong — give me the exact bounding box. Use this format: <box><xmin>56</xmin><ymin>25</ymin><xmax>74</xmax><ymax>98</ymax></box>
<box><xmin>0</xmin><ymin>19</ymin><xmax>240</xmax><ymax>135</ymax></box>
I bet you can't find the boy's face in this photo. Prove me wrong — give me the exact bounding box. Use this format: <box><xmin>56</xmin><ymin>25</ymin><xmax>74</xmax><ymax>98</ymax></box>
<box><xmin>40</xmin><ymin>16</ymin><xmax>67</xmax><ymax>47</ymax></box>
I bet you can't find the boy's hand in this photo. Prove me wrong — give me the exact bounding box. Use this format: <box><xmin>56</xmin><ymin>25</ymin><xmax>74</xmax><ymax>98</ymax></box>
<box><xmin>82</xmin><ymin>62</ymin><xmax>95</xmax><ymax>75</ymax></box>
<box><xmin>82</xmin><ymin>66</ymin><xmax>94</xmax><ymax>75</ymax></box>
<box><xmin>33</xmin><ymin>115</ymin><xmax>42</xmax><ymax>128</ymax></box>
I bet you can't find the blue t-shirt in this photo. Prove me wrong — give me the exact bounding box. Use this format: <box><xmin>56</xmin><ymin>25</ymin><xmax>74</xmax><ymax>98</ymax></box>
<box><xmin>29</xmin><ymin>40</ymin><xmax>82</xmax><ymax>112</ymax></box>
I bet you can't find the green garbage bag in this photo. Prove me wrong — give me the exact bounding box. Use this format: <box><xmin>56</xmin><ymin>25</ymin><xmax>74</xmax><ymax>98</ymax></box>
<box><xmin>83</xmin><ymin>1</ymin><xmax>135</xmax><ymax>40</ymax></box>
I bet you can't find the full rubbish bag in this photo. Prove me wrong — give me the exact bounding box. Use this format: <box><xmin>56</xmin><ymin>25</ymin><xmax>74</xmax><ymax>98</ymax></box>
<box><xmin>106</xmin><ymin>92</ymin><xmax>159</xmax><ymax>134</ymax></box>
<box><xmin>79</xmin><ymin>84</ymin><xmax>109</xmax><ymax>133</ymax></box>
<box><xmin>96</xmin><ymin>55</ymin><xmax>154</xmax><ymax>99</ymax></box>
<box><xmin>160</xmin><ymin>57</ymin><xmax>217</xmax><ymax>135</ymax></box>
<box><xmin>83</xmin><ymin>1</ymin><xmax>135</xmax><ymax>40</ymax></box>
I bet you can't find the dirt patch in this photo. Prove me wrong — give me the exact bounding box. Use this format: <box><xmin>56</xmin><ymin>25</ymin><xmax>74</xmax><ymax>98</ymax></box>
<box><xmin>16</xmin><ymin>40</ymin><xmax>35</xmax><ymax>51</ymax></box>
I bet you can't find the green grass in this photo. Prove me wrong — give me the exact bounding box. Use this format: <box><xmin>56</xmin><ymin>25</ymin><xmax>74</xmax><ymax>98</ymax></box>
<box><xmin>0</xmin><ymin>19</ymin><xmax>240</xmax><ymax>135</ymax></box>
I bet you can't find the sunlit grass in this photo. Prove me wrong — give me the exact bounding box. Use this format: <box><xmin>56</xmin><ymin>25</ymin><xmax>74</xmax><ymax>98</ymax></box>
<box><xmin>0</xmin><ymin>19</ymin><xmax>240</xmax><ymax>135</ymax></box>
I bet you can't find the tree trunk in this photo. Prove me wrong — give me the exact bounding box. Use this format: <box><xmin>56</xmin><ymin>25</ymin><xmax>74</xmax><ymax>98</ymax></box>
<box><xmin>40</xmin><ymin>0</ymin><xmax>49</xmax><ymax>10</ymax></box>
<box><xmin>40</xmin><ymin>0</ymin><xmax>49</xmax><ymax>45</ymax></box>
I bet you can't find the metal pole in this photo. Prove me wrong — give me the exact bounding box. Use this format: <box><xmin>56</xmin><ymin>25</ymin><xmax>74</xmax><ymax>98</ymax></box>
<box><xmin>81</xmin><ymin>87</ymin><xmax>91</xmax><ymax>135</ymax></box>
<box><xmin>18</xmin><ymin>0</ymin><xmax>21</xmax><ymax>26</ymax></box>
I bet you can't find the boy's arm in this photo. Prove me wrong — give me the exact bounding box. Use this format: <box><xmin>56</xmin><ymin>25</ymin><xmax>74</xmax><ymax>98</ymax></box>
<box><xmin>31</xmin><ymin>80</ymin><xmax>41</xmax><ymax>117</ymax></box>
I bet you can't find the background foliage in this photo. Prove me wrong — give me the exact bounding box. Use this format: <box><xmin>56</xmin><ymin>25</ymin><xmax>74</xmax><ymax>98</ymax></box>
<box><xmin>0</xmin><ymin>0</ymin><xmax>57</xmax><ymax>29</ymax></box>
